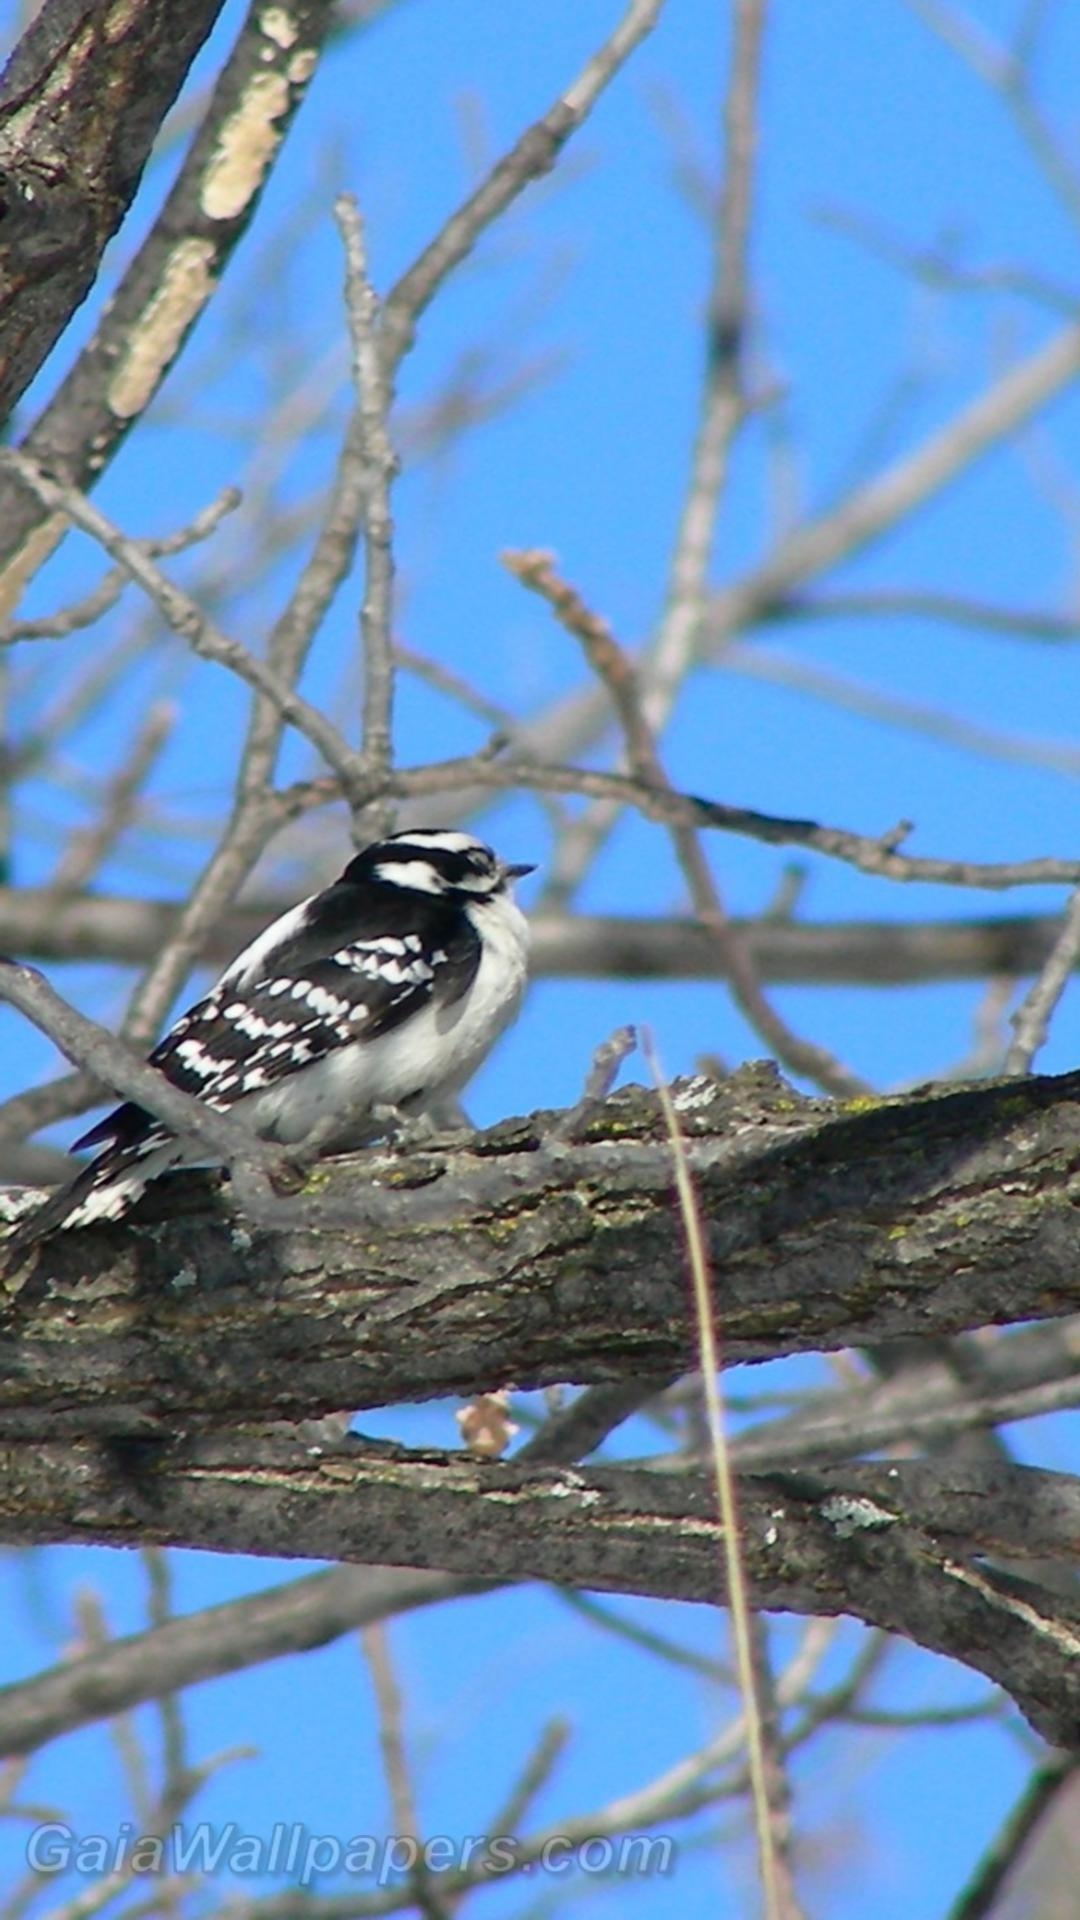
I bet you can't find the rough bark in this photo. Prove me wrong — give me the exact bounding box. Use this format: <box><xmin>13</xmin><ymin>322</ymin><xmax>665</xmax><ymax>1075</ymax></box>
<box><xmin>0</xmin><ymin>0</ymin><xmax>226</xmax><ymax>424</ymax></box>
<box><xmin>3</xmin><ymin>1432</ymin><xmax>1080</xmax><ymax>1746</ymax></box>
<box><xmin>5</xmin><ymin>1064</ymin><xmax>1080</xmax><ymax>1743</ymax></box>
<box><xmin>0</xmin><ymin>0</ymin><xmax>335</xmax><ymax>597</ymax></box>
<box><xmin>3</xmin><ymin>1065</ymin><xmax>1080</xmax><ymax>1437</ymax></box>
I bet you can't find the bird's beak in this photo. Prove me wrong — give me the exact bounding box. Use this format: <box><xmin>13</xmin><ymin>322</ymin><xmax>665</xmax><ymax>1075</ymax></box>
<box><xmin>503</xmin><ymin>861</ymin><xmax>536</xmax><ymax>881</ymax></box>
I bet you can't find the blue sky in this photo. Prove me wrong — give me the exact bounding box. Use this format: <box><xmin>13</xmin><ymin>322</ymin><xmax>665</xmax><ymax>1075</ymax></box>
<box><xmin>3</xmin><ymin>0</ymin><xmax>1080</xmax><ymax>1913</ymax></box>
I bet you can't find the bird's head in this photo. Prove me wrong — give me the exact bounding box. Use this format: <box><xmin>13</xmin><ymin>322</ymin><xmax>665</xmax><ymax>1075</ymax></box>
<box><xmin>344</xmin><ymin>829</ymin><xmax>535</xmax><ymax>900</ymax></box>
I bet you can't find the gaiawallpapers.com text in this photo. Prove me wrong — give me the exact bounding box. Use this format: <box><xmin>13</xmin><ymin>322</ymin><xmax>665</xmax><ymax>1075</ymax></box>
<box><xmin>27</xmin><ymin>1822</ymin><xmax>676</xmax><ymax>1890</ymax></box>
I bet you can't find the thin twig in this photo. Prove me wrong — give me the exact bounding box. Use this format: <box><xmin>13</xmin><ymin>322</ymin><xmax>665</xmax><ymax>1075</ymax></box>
<box><xmin>907</xmin><ymin>0</ymin><xmax>1080</xmax><ymax>227</ymax></box>
<box><xmin>503</xmin><ymin>547</ymin><xmax>871</xmax><ymax>1094</ymax></box>
<box><xmin>707</xmin><ymin>322</ymin><xmax>1080</xmax><ymax>642</ymax></box>
<box><xmin>106</xmin><ymin>165</ymin><xmax>411</xmax><ymax>1156</ymax></box>
<box><xmin>1004</xmin><ymin>882</ymin><xmax>1080</xmax><ymax>1071</ymax></box>
<box><xmin>361</xmin><ymin>1624</ymin><xmax>451</xmax><ymax>1920</ymax></box>
<box><xmin>208</xmin><ymin>1614</ymin><xmax>838</xmax><ymax>1920</ymax></box>
<box><xmin>392</xmin><ymin>753</ymin><xmax>1080</xmax><ymax>889</ymax></box>
<box><xmin>48</xmin><ymin>704</ymin><xmax>176</xmax><ymax>895</ymax></box>
<box><xmin>484</xmin><ymin>1718</ymin><xmax>572</xmax><ymax>1841</ymax></box>
<box><xmin>421</xmin><ymin>314</ymin><xmax>1080</xmax><ymax>841</ymax></box>
<box><xmin>16</xmin><ymin>629</ymin><xmax>165</xmax><ymax>786</ymax></box>
<box><xmin>0</xmin><ymin>960</ymin><xmax>285</xmax><ymax>1202</ymax></box>
<box><xmin>745</xmin><ymin>1614</ymin><xmax>809</xmax><ymax>1920</ymax></box>
<box><xmin>727</xmin><ymin>643</ymin><xmax>1080</xmax><ymax>781</ymax></box>
<box><xmin>336</xmin><ymin>195</ymin><xmax>397</xmax><ymax>834</ymax></box>
<box><xmin>559</xmin><ymin>1590</ymin><xmax>728</xmax><ymax>1680</ymax></box>
<box><xmin>643</xmin><ymin>1028</ymin><xmax>782</xmax><ymax>1919</ymax></box>
<box><xmin>392</xmin><ymin>640</ymin><xmax>519</xmax><ymax>734</ymax></box>
<box><xmin>73</xmin><ymin>1587</ymin><xmax>156</xmax><ymax>1831</ymax></box>
<box><xmin>0</xmin><ymin>486</ymin><xmax>241</xmax><ymax>644</ymax></box>
<box><xmin>379</xmin><ymin>0</ymin><xmax>667</xmax><ymax>372</ymax></box>
<box><xmin>649</xmin><ymin>0</ymin><xmax>769</xmax><ymax>711</ymax></box>
<box><xmin>142</xmin><ymin>1551</ymin><xmax>189</xmax><ymax>1830</ymax></box>
<box><xmin>776</xmin><ymin>585</ymin><xmax>1080</xmax><ymax>644</ymax></box>
<box><xmin>948</xmin><ymin>1752</ymin><xmax>1080</xmax><ymax>1920</ymax></box>
<box><xmin>0</xmin><ymin>453</ymin><xmax>362</xmax><ymax>796</ymax></box>
<box><xmin>551</xmin><ymin>1024</ymin><xmax>638</xmax><ymax>1140</ymax></box>
<box><xmin>538</xmin><ymin>0</ymin><xmax>769</xmax><ymax>900</ymax></box>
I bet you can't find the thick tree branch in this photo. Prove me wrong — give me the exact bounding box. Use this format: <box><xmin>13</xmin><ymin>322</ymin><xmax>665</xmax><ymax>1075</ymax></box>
<box><xmin>0</xmin><ymin>0</ymin><xmax>334</xmax><ymax>600</ymax></box>
<box><xmin>6</xmin><ymin>1328</ymin><xmax>1067</xmax><ymax>1755</ymax></box>
<box><xmin>0</xmin><ymin>1382</ymin><xmax>655</xmax><ymax>1758</ymax></box>
<box><xmin>0</xmin><ymin>1563</ymin><xmax>464</xmax><ymax>1759</ymax></box>
<box><xmin>2</xmin><ymin>1434</ymin><xmax>1080</xmax><ymax>1744</ymax></box>
<box><xmin>4</xmin><ymin>1066</ymin><xmax>1080</xmax><ymax>1435</ymax></box>
<box><xmin>0</xmin><ymin>888</ymin><xmax>1071</xmax><ymax>986</ymax></box>
<box><xmin>0</xmin><ymin>0</ymin><xmax>227</xmax><ymax>424</ymax></box>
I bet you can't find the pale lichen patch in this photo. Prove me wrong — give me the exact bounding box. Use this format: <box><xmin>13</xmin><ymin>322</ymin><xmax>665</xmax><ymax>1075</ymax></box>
<box><xmin>820</xmin><ymin>1493</ymin><xmax>896</xmax><ymax>1537</ymax></box>
<box><xmin>108</xmin><ymin>240</ymin><xmax>216</xmax><ymax>418</ymax></box>
<box><xmin>288</xmin><ymin>48</ymin><xmax>318</xmax><ymax>85</ymax></box>
<box><xmin>261</xmin><ymin>5</ymin><xmax>299</xmax><ymax>48</ymax></box>
<box><xmin>200</xmin><ymin>72</ymin><xmax>291</xmax><ymax>222</ymax></box>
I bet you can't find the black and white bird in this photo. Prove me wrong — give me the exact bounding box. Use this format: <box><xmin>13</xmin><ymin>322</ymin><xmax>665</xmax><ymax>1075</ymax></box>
<box><xmin>10</xmin><ymin>829</ymin><xmax>534</xmax><ymax>1244</ymax></box>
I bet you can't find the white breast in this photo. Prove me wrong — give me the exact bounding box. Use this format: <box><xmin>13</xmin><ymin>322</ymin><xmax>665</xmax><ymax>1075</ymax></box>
<box><xmin>241</xmin><ymin>889</ymin><xmax>530</xmax><ymax>1145</ymax></box>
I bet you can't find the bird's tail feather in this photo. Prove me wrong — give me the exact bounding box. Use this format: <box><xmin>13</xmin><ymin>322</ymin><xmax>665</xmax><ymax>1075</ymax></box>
<box><xmin>4</xmin><ymin>1138</ymin><xmax>179</xmax><ymax>1261</ymax></box>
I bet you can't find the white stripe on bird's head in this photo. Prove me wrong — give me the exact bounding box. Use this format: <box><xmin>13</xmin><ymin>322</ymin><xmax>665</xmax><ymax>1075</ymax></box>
<box><xmin>353</xmin><ymin>829</ymin><xmax>532</xmax><ymax>898</ymax></box>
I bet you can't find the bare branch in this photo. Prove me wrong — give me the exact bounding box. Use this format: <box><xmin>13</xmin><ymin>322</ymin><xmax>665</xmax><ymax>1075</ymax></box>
<box><xmin>775</xmin><ymin>586</ymin><xmax>1080</xmax><ymax>644</ymax></box>
<box><xmin>0</xmin><ymin>959</ymin><xmax>285</xmax><ymax>1203</ymax></box>
<box><xmin>745</xmin><ymin>1616</ymin><xmax>809</xmax><ymax>1920</ymax></box>
<box><xmin>378</xmin><ymin>0</ymin><xmax>667</xmax><ymax>372</ymax></box>
<box><xmin>474</xmin><ymin>321</ymin><xmax>1080</xmax><ymax>811</ymax></box>
<box><xmin>395</xmin><ymin>755</ymin><xmax>1080</xmax><ymax>889</ymax></box>
<box><xmin>0</xmin><ymin>1369</ymin><xmax>655</xmax><ymax>1760</ymax></box>
<box><xmin>0</xmin><ymin>889</ymin><xmax>1073</xmax><ymax>988</ymax></box>
<box><xmin>1005</xmin><ymin>884</ymin><xmax>1080</xmax><ymax>1072</ymax></box>
<box><xmin>47</xmin><ymin>702</ymin><xmax>175</xmax><ymax>894</ymax></box>
<box><xmin>0</xmin><ymin>0</ymin><xmax>335</xmax><ymax>608</ymax></box>
<box><xmin>5</xmin><ymin>1067</ymin><xmax>1080</xmax><ymax>1429</ymax></box>
<box><xmin>503</xmin><ymin>546</ymin><xmax>874</xmax><ymax>1093</ymax></box>
<box><xmin>503</xmin><ymin>552</ymin><xmax>864</xmax><ymax>1098</ymax></box>
<box><xmin>0</xmin><ymin>0</ymin><xmax>227</xmax><ymax>425</ymax></box>
<box><xmin>949</xmin><ymin>1754</ymin><xmax>1080</xmax><ymax>1920</ymax></box>
<box><xmin>726</xmin><ymin>643</ymin><xmax>1080</xmax><ymax>781</ymax></box>
<box><xmin>551</xmin><ymin>1024</ymin><xmax>638</xmax><ymax>1140</ymax></box>
<box><xmin>0</xmin><ymin>451</ymin><xmax>364</xmax><ymax>795</ymax></box>
<box><xmin>0</xmin><ymin>484</ymin><xmax>239</xmax><ymax>644</ymax></box>
<box><xmin>706</xmin><ymin>323</ymin><xmax>1080</xmax><ymax>642</ymax></box>
<box><xmin>648</xmin><ymin>0</ymin><xmax>769</xmax><ymax>711</ymax></box>
<box><xmin>0</xmin><ymin>1564</ymin><xmax>464</xmax><ymax>1760</ymax></box>
<box><xmin>361</xmin><ymin>1625</ymin><xmax>452</xmax><ymax>1920</ymax></box>
<box><xmin>4</xmin><ymin>1431</ymin><xmax>1080</xmax><ymax>1742</ymax></box>
<box><xmin>908</xmin><ymin>0</ymin><xmax>1080</xmax><ymax>226</ymax></box>
<box><xmin>535</xmin><ymin>0</ymin><xmax>769</xmax><ymax>899</ymax></box>
<box><xmin>336</xmin><ymin>193</ymin><xmax>397</xmax><ymax>831</ymax></box>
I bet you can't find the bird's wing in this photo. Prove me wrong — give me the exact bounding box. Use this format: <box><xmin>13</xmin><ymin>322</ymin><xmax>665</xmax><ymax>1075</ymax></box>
<box><xmin>73</xmin><ymin>921</ymin><xmax>482</xmax><ymax>1153</ymax></box>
